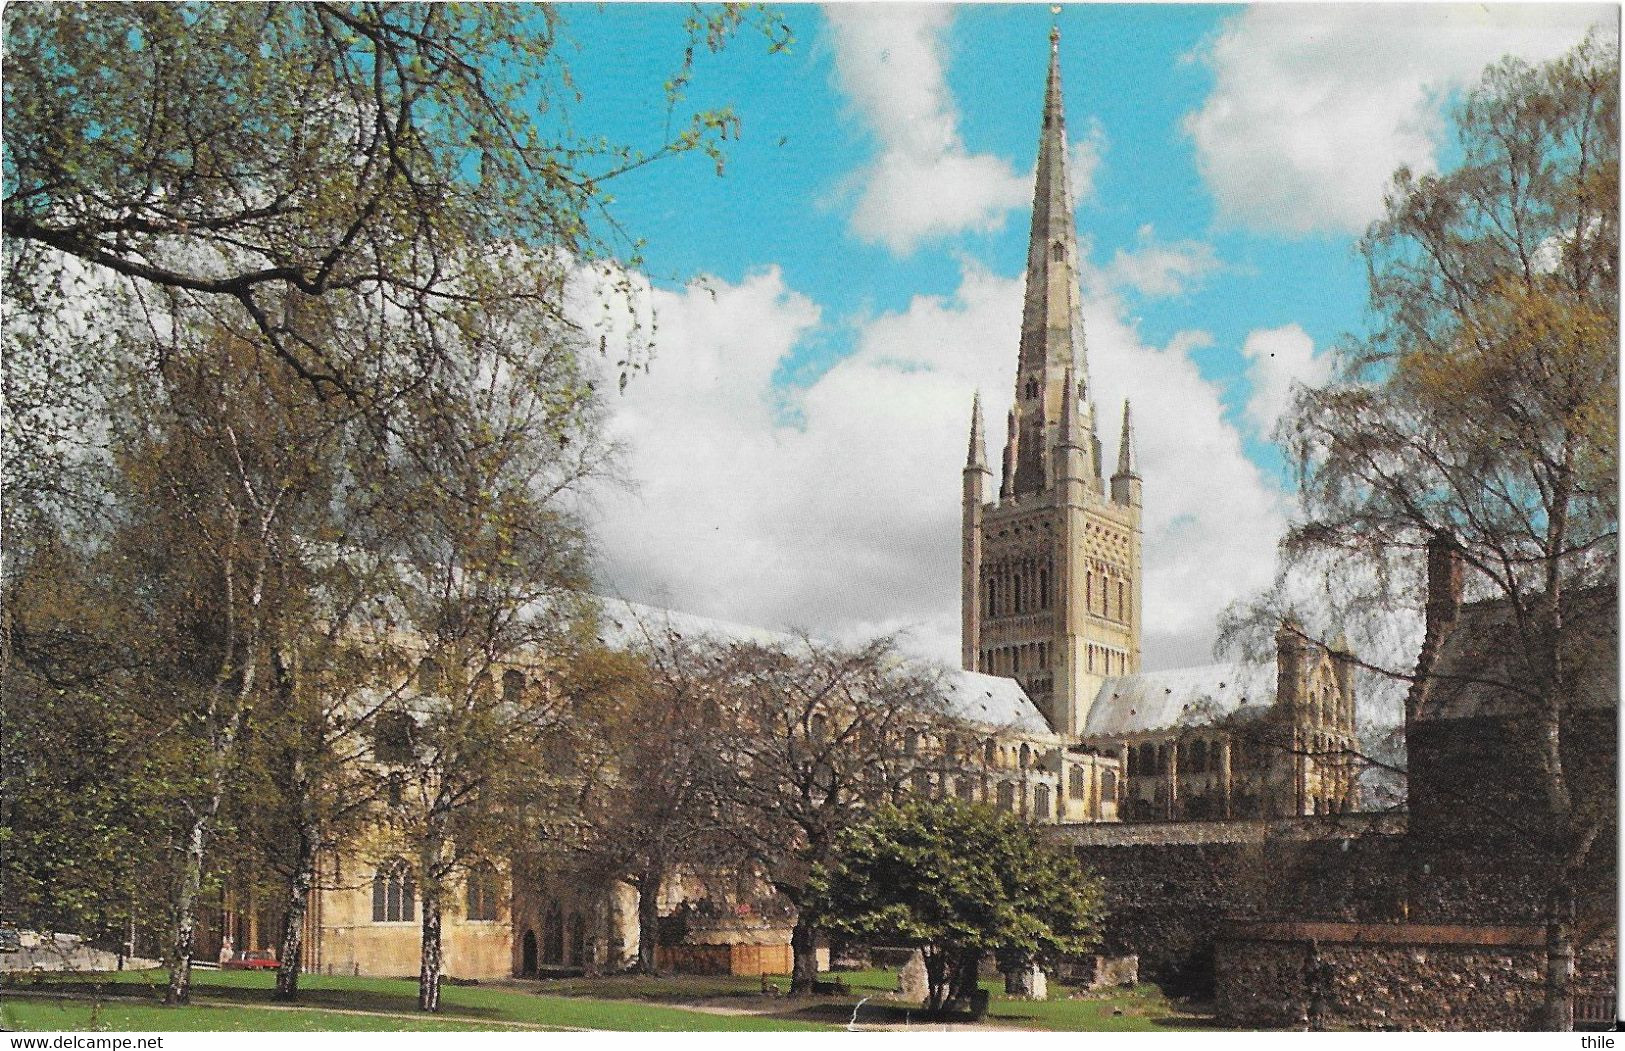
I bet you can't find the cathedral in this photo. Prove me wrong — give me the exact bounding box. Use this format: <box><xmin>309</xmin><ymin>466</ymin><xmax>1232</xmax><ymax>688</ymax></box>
<box><xmin>960</xmin><ymin>28</ymin><xmax>1362</xmax><ymax>823</ymax></box>
<box><xmin>215</xmin><ymin>30</ymin><xmax>1365</xmax><ymax>984</ymax></box>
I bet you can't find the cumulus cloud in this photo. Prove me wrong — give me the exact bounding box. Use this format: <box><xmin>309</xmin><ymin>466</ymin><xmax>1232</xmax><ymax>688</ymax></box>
<box><xmin>1103</xmin><ymin>224</ymin><xmax>1223</xmax><ymax>298</ymax></box>
<box><xmin>1186</xmin><ymin>4</ymin><xmax>1615</xmax><ymax>234</ymax></box>
<box><xmin>577</xmin><ymin>259</ymin><xmax>1291</xmax><ymax>671</ymax></box>
<box><xmin>1239</xmin><ymin>323</ymin><xmax>1334</xmax><ymax>436</ymax></box>
<box><xmin>826</xmin><ymin>5</ymin><xmax>1031</xmax><ymax>254</ymax></box>
<box><xmin>1069</xmin><ymin>118</ymin><xmax>1107</xmax><ymax>205</ymax></box>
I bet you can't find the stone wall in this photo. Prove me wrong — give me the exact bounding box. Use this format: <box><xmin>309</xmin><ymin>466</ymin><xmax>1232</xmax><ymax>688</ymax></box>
<box><xmin>1215</xmin><ymin>921</ymin><xmax>1618</xmax><ymax>1030</ymax></box>
<box><xmin>1055</xmin><ymin>810</ymin><xmax>1616</xmax><ymax>1000</ymax></box>
<box><xmin>1055</xmin><ymin>815</ymin><xmax>1409</xmax><ymax>994</ymax></box>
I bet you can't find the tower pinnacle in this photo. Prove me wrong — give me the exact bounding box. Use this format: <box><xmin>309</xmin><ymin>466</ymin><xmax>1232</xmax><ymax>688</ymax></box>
<box><xmin>966</xmin><ymin>392</ymin><xmax>988</xmax><ymax>471</ymax></box>
<box><xmin>1115</xmin><ymin>399</ymin><xmax>1137</xmax><ymax>479</ymax></box>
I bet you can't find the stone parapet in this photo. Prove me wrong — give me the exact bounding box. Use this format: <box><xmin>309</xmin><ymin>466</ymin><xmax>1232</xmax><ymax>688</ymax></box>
<box><xmin>1047</xmin><ymin>812</ymin><xmax>1405</xmax><ymax>848</ymax></box>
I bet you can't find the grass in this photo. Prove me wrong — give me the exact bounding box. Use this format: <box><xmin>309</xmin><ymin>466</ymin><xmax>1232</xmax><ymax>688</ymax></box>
<box><xmin>2</xmin><ymin>963</ymin><xmax>1212</xmax><ymax>1032</ymax></box>
<box><xmin>532</xmin><ymin>966</ymin><xmax>1209</xmax><ymax>1032</ymax></box>
<box><xmin>1</xmin><ymin>968</ymin><xmax>833</xmax><ymax>1032</ymax></box>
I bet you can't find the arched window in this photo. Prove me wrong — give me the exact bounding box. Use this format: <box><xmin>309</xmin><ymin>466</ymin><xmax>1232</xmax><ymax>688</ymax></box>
<box><xmin>1137</xmin><ymin>743</ymin><xmax>1156</xmax><ymax>775</ymax></box>
<box><xmin>1101</xmin><ymin>769</ymin><xmax>1118</xmax><ymax>800</ymax></box>
<box><xmin>910</xmin><ymin>769</ymin><xmax>932</xmax><ymax>796</ymax></box>
<box><xmin>1034</xmin><ymin>784</ymin><xmax>1052</xmax><ymax>819</ymax></box>
<box><xmin>465</xmin><ymin>861</ymin><xmax>501</xmax><ymax>922</ymax></box>
<box><xmin>502</xmin><ymin>669</ymin><xmax>525</xmax><ymax>704</ymax></box>
<box><xmin>543</xmin><ymin>902</ymin><xmax>565</xmax><ymax>964</ymax></box>
<box><xmin>1019</xmin><ymin>743</ymin><xmax>1031</xmax><ymax>769</ymax></box>
<box><xmin>983</xmin><ymin>739</ymin><xmax>997</xmax><ymax>765</ymax></box>
<box><xmin>1118</xmin><ymin>581</ymin><xmax>1126</xmax><ymax>621</ymax></box>
<box><xmin>996</xmin><ymin>781</ymin><xmax>1017</xmax><ymax>812</ymax></box>
<box><xmin>1052</xmin><ymin>241</ymin><xmax>1065</xmax><ymax>263</ymax></box>
<box><xmin>417</xmin><ymin>658</ymin><xmax>441</xmax><ymax>694</ymax></box>
<box><xmin>956</xmin><ymin>777</ymin><xmax>976</xmax><ymax>802</ymax></box>
<box><xmin>1190</xmin><ymin>740</ymin><xmax>1208</xmax><ymax>774</ymax></box>
<box><xmin>945</xmin><ymin>734</ymin><xmax>960</xmax><ymax>760</ymax></box>
<box><xmin>372</xmin><ymin>859</ymin><xmax>415</xmax><ymax>922</ymax></box>
<box><xmin>374</xmin><ymin>711</ymin><xmax>414</xmax><ymax>765</ymax></box>
<box><xmin>1069</xmin><ymin>766</ymin><xmax>1086</xmax><ymax>799</ymax></box>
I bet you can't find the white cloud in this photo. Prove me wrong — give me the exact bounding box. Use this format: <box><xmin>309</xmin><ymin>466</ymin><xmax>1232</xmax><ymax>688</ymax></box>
<box><xmin>826</xmin><ymin>5</ymin><xmax>1031</xmax><ymax>254</ymax></box>
<box><xmin>1104</xmin><ymin>224</ymin><xmax>1223</xmax><ymax>298</ymax></box>
<box><xmin>1239</xmin><ymin>323</ymin><xmax>1333</xmax><ymax>436</ymax></box>
<box><xmin>1069</xmin><ymin>119</ymin><xmax>1107</xmax><ymax>205</ymax></box>
<box><xmin>579</xmin><ymin>259</ymin><xmax>1291</xmax><ymax>671</ymax></box>
<box><xmin>1186</xmin><ymin>4</ymin><xmax>1615</xmax><ymax>234</ymax></box>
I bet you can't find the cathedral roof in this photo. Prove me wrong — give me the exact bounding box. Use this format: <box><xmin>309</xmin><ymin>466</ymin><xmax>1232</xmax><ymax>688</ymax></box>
<box><xmin>1084</xmin><ymin>662</ymin><xmax>1278</xmax><ymax>737</ymax></box>
<box><xmin>596</xmin><ymin>597</ymin><xmax>1056</xmax><ymax>739</ymax></box>
<box><xmin>942</xmin><ymin>670</ymin><xmax>1059</xmax><ymax>738</ymax></box>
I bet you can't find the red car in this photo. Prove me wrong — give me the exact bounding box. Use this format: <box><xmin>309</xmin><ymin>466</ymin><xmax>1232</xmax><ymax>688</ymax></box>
<box><xmin>224</xmin><ymin>949</ymin><xmax>280</xmax><ymax>970</ymax></box>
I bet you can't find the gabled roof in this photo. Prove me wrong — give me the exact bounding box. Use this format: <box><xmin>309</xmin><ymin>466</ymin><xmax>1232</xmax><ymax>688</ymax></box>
<box><xmin>1416</xmin><ymin>585</ymin><xmax>1617</xmax><ymax>722</ymax></box>
<box><xmin>1084</xmin><ymin>662</ymin><xmax>1278</xmax><ymax>737</ymax></box>
<box><xmin>942</xmin><ymin>670</ymin><xmax>1058</xmax><ymax>738</ymax></box>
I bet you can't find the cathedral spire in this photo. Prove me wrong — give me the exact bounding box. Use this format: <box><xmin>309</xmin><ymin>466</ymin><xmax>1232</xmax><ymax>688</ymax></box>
<box><xmin>1010</xmin><ymin>27</ymin><xmax>1097</xmax><ymax>498</ymax></box>
<box><xmin>1017</xmin><ymin>25</ymin><xmax>1089</xmax><ymax>385</ymax></box>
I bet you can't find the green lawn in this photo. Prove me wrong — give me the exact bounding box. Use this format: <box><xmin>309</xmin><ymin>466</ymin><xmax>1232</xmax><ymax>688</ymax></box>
<box><xmin>3</xmin><ymin>964</ymin><xmax>1210</xmax><ymax>1032</ymax></box>
<box><xmin>1</xmin><ymin>969</ymin><xmax>833</xmax><ymax>1032</ymax></box>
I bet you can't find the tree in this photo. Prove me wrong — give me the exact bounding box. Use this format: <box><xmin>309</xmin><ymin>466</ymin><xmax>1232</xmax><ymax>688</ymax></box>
<box><xmin>558</xmin><ymin>623</ymin><xmax>739</xmax><ymax>975</ymax></box>
<box><xmin>708</xmin><ymin>637</ymin><xmax>949</xmax><ymax>994</ymax></box>
<box><xmin>807</xmin><ymin>799</ymin><xmax>1103</xmax><ymax>1015</ymax></box>
<box><xmin>1258</xmin><ymin>34</ymin><xmax>1616</xmax><ymax>1032</ymax></box>
<box><xmin>1</xmin><ymin>1</ymin><xmax>785</xmax><ymax>384</ymax></box>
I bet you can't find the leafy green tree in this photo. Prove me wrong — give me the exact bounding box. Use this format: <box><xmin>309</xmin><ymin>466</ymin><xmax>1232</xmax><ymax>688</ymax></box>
<box><xmin>807</xmin><ymin>799</ymin><xmax>1104</xmax><ymax>1015</ymax></box>
<box><xmin>1237</xmin><ymin>33</ymin><xmax>1617</xmax><ymax>1032</ymax></box>
<box><xmin>2</xmin><ymin>1</ymin><xmax>788</xmax><ymax>509</ymax></box>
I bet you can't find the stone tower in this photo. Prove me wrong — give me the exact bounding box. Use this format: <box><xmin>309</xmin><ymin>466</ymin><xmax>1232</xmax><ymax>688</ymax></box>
<box><xmin>962</xmin><ymin>28</ymin><xmax>1143</xmax><ymax>738</ymax></box>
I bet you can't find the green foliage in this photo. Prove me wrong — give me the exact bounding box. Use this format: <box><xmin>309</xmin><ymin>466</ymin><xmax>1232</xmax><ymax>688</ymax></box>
<box><xmin>807</xmin><ymin>799</ymin><xmax>1103</xmax><ymax>1011</ymax></box>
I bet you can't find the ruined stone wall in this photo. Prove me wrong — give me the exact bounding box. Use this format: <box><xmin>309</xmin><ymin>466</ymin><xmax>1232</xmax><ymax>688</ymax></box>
<box><xmin>1057</xmin><ymin>810</ymin><xmax>1615</xmax><ymax>999</ymax></box>
<box><xmin>1215</xmin><ymin>921</ymin><xmax>1617</xmax><ymax>1030</ymax></box>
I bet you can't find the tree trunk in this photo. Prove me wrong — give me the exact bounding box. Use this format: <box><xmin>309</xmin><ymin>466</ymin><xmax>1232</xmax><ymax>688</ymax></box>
<box><xmin>921</xmin><ymin>945</ymin><xmax>952</xmax><ymax>1015</ymax></box>
<box><xmin>790</xmin><ymin>916</ymin><xmax>819</xmax><ymax>995</ymax></box>
<box><xmin>1539</xmin><ymin>883</ymin><xmax>1576</xmax><ymax>1031</ymax></box>
<box><xmin>275</xmin><ymin>833</ymin><xmax>317</xmax><ymax>1001</ymax></box>
<box><xmin>952</xmin><ymin>947</ymin><xmax>982</xmax><ymax>1003</ymax></box>
<box><xmin>418</xmin><ymin>885</ymin><xmax>443</xmax><ymax>1012</ymax></box>
<box><xmin>165</xmin><ymin>813</ymin><xmax>210</xmax><ymax>1005</ymax></box>
<box><xmin>635</xmin><ymin>873</ymin><xmax>661</xmax><ymax>975</ymax></box>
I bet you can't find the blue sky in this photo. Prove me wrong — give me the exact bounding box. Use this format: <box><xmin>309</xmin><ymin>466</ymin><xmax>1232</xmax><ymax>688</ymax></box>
<box><xmin>553</xmin><ymin>3</ymin><xmax>1614</xmax><ymax>676</ymax></box>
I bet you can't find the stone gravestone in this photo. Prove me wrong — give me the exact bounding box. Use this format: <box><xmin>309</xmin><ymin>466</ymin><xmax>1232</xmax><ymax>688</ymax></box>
<box><xmin>897</xmin><ymin>950</ymin><xmax>929</xmax><ymax>1003</ymax></box>
<box><xmin>1004</xmin><ymin>961</ymin><xmax>1047</xmax><ymax>1000</ymax></box>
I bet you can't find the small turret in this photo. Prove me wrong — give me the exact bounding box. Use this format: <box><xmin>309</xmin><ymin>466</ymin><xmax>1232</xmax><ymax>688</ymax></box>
<box><xmin>966</xmin><ymin>392</ymin><xmax>989</xmax><ymax>474</ymax></box>
<box><xmin>999</xmin><ymin>404</ymin><xmax>1020</xmax><ymax>502</ymax></box>
<box><xmin>1109</xmin><ymin>400</ymin><xmax>1142</xmax><ymax>508</ymax></box>
<box><xmin>963</xmin><ymin>394</ymin><xmax>992</xmax><ymax>670</ymax></box>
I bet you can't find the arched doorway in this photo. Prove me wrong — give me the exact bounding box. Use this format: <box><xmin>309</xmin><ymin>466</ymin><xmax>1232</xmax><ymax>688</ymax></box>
<box><xmin>521</xmin><ymin>929</ymin><xmax>538</xmax><ymax>977</ymax></box>
<box><xmin>543</xmin><ymin>902</ymin><xmax>565</xmax><ymax>964</ymax></box>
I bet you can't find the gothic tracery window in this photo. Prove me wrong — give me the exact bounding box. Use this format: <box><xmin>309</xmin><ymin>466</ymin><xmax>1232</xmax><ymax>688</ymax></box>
<box><xmin>372</xmin><ymin>858</ymin><xmax>415</xmax><ymax>922</ymax></box>
<box><xmin>465</xmin><ymin>861</ymin><xmax>501</xmax><ymax>922</ymax></box>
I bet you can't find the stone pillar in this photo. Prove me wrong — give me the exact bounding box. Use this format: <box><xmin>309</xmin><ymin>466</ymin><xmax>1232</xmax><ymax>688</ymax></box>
<box><xmin>1219</xmin><ymin>738</ymin><xmax>1233</xmax><ymax>819</ymax></box>
<box><xmin>1166</xmin><ymin>741</ymin><xmax>1179</xmax><ymax>820</ymax></box>
<box><xmin>1004</xmin><ymin>961</ymin><xmax>1048</xmax><ymax>999</ymax></box>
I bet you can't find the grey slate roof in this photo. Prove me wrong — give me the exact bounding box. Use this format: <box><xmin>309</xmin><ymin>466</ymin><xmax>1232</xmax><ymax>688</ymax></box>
<box><xmin>594</xmin><ymin>598</ymin><xmax>1056</xmax><ymax>739</ymax></box>
<box><xmin>1084</xmin><ymin>661</ymin><xmax>1278</xmax><ymax>737</ymax></box>
<box><xmin>941</xmin><ymin>670</ymin><xmax>1057</xmax><ymax>737</ymax></box>
<box><xmin>1417</xmin><ymin>587</ymin><xmax>1617</xmax><ymax>722</ymax></box>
